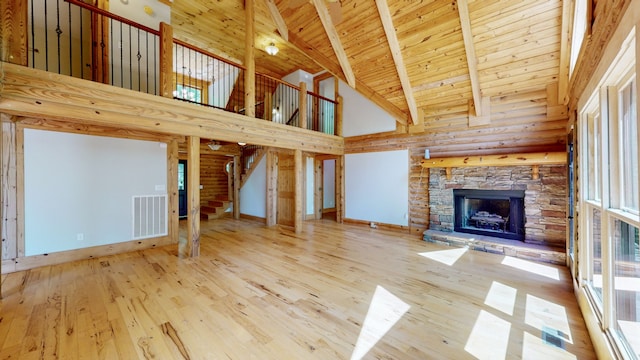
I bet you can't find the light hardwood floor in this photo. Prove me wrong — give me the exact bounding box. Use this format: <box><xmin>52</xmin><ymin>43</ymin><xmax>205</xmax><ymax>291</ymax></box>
<box><xmin>0</xmin><ymin>218</ymin><xmax>594</xmax><ymax>359</ymax></box>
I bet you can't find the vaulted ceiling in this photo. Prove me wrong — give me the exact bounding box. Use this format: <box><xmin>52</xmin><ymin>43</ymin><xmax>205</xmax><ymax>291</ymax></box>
<box><xmin>170</xmin><ymin>0</ymin><xmax>567</xmax><ymax>131</ymax></box>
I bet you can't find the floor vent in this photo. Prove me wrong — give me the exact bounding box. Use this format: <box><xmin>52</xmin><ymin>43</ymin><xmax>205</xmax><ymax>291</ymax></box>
<box><xmin>132</xmin><ymin>195</ymin><xmax>168</xmax><ymax>239</ymax></box>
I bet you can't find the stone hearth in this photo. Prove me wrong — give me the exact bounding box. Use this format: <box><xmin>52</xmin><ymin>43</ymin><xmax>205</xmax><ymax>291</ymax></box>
<box><xmin>423</xmin><ymin>229</ymin><xmax>566</xmax><ymax>265</ymax></box>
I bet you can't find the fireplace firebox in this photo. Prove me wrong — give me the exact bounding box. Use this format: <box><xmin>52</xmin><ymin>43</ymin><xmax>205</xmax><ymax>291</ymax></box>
<box><xmin>453</xmin><ymin>189</ymin><xmax>525</xmax><ymax>240</ymax></box>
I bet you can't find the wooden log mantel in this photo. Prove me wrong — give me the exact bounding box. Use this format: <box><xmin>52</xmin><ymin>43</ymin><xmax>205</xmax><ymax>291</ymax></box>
<box><xmin>420</xmin><ymin>152</ymin><xmax>566</xmax><ymax>180</ymax></box>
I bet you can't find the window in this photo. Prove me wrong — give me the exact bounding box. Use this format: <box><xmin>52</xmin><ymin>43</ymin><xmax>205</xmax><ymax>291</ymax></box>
<box><xmin>613</xmin><ymin>220</ymin><xmax>640</xmax><ymax>358</ymax></box>
<box><xmin>570</xmin><ymin>0</ymin><xmax>589</xmax><ymax>75</ymax></box>
<box><xmin>578</xmin><ymin>29</ymin><xmax>638</xmax><ymax>359</ymax></box>
<box><xmin>174</xmin><ymin>84</ymin><xmax>202</xmax><ymax>103</ymax></box>
<box><xmin>619</xmin><ymin>79</ymin><xmax>638</xmax><ymax>212</ymax></box>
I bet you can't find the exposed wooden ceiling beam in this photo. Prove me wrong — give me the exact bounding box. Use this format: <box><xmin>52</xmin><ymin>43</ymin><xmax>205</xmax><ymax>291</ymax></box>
<box><xmin>310</xmin><ymin>0</ymin><xmax>356</xmax><ymax>88</ymax></box>
<box><xmin>287</xmin><ymin>31</ymin><xmax>408</xmax><ymax>125</ymax></box>
<box><xmin>263</xmin><ymin>0</ymin><xmax>288</xmax><ymax>41</ymax></box>
<box><xmin>374</xmin><ymin>0</ymin><xmax>420</xmax><ymax>125</ymax></box>
<box><xmin>457</xmin><ymin>0</ymin><xmax>485</xmax><ymax>118</ymax></box>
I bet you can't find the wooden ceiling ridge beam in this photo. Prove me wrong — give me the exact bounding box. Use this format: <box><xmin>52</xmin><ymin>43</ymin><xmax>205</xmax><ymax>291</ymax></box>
<box><xmin>456</xmin><ymin>0</ymin><xmax>490</xmax><ymax>126</ymax></box>
<box><xmin>310</xmin><ymin>0</ymin><xmax>356</xmax><ymax>88</ymax></box>
<box><xmin>263</xmin><ymin>0</ymin><xmax>289</xmax><ymax>41</ymax></box>
<box><xmin>374</xmin><ymin>0</ymin><xmax>420</xmax><ymax>125</ymax></box>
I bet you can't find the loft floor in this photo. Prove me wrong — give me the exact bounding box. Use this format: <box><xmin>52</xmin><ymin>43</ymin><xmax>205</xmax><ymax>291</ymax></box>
<box><xmin>0</xmin><ymin>218</ymin><xmax>593</xmax><ymax>359</ymax></box>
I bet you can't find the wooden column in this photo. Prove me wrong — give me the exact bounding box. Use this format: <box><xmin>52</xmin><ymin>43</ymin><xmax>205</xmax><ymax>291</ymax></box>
<box><xmin>244</xmin><ymin>0</ymin><xmax>256</xmax><ymax>118</ymax></box>
<box><xmin>314</xmin><ymin>157</ymin><xmax>322</xmax><ymax>220</ymax></box>
<box><xmin>184</xmin><ymin>136</ymin><xmax>200</xmax><ymax>257</ymax></box>
<box><xmin>159</xmin><ymin>22</ymin><xmax>174</xmax><ymax>99</ymax></box>
<box><xmin>298</xmin><ymin>82</ymin><xmax>308</xmax><ymax>129</ymax></box>
<box><xmin>0</xmin><ymin>118</ymin><xmax>3</xmax><ymax>296</ymax></box>
<box><xmin>294</xmin><ymin>149</ymin><xmax>303</xmax><ymax>233</ymax></box>
<box><xmin>336</xmin><ymin>155</ymin><xmax>344</xmax><ymax>223</ymax></box>
<box><xmin>233</xmin><ymin>154</ymin><xmax>240</xmax><ymax>219</ymax></box>
<box><xmin>336</xmin><ymin>95</ymin><xmax>343</xmax><ymax>137</ymax></box>
<box><xmin>266</xmin><ymin>149</ymin><xmax>277</xmax><ymax>226</ymax></box>
<box><xmin>0</xmin><ymin>0</ymin><xmax>28</xmax><ymax>65</ymax></box>
<box><xmin>425</xmin><ymin>168</ymin><xmax>430</xmax><ymax>231</ymax></box>
<box><xmin>264</xmin><ymin>92</ymin><xmax>273</xmax><ymax>121</ymax></box>
<box><xmin>167</xmin><ymin>139</ymin><xmax>179</xmax><ymax>244</ymax></box>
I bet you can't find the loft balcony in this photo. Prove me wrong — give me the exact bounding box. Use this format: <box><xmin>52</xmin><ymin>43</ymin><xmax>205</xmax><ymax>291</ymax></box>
<box><xmin>0</xmin><ymin>0</ymin><xmax>343</xmax><ymax>155</ymax></box>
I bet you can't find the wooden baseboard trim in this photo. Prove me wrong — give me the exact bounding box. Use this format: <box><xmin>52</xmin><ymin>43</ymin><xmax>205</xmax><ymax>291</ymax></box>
<box><xmin>1</xmin><ymin>236</ymin><xmax>177</xmax><ymax>274</ymax></box>
<box><xmin>343</xmin><ymin>218</ymin><xmax>410</xmax><ymax>232</ymax></box>
<box><xmin>240</xmin><ymin>213</ymin><xmax>266</xmax><ymax>223</ymax></box>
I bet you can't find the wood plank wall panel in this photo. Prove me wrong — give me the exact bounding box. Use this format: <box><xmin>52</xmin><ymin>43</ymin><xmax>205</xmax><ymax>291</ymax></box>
<box><xmin>199</xmin><ymin>153</ymin><xmax>230</xmax><ymax>205</ymax></box>
<box><xmin>178</xmin><ymin>142</ymin><xmax>230</xmax><ymax>205</ymax></box>
<box><xmin>1</xmin><ymin>122</ymin><xmax>17</xmax><ymax>260</ymax></box>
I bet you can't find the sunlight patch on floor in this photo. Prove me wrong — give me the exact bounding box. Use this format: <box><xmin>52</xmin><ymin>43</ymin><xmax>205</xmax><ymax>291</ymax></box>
<box><xmin>464</xmin><ymin>310</ymin><xmax>511</xmax><ymax>360</ymax></box>
<box><xmin>350</xmin><ymin>286</ymin><xmax>410</xmax><ymax>360</ymax></box>
<box><xmin>418</xmin><ymin>247</ymin><xmax>468</xmax><ymax>266</ymax></box>
<box><xmin>485</xmin><ymin>281</ymin><xmax>517</xmax><ymax>316</ymax></box>
<box><xmin>522</xmin><ymin>331</ymin><xmax>577</xmax><ymax>360</ymax></box>
<box><xmin>525</xmin><ymin>294</ymin><xmax>573</xmax><ymax>344</ymax></box>
<box><xmin>501</xmin><ymin>256</ymin><xmax>560</xmax><ymax>280</ymax></box>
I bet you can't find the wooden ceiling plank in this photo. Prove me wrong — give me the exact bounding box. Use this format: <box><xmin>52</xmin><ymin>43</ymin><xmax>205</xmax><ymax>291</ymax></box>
<box><xmin>457</xmin><ymin>0</ymin><xmax>484</xmax><ymax>119</ymax></box>
<box><xmin>557</xmin><ymin>0</ymin><xmax>572</xmax><ymax>105</ymax></box>
<box><xmin>310</xmin><ymin>0</ymin><xmax>356</xmax><ymax>88</ymax></box>
<box><xmin>375</xmin><ymin>0</ymin><xmax>420</xmax><ymax>125</ymax></box>
<box><xmin>263</xmin><ymin>0</ymin><xmax>289</xmax><ymax>41</ymax></box>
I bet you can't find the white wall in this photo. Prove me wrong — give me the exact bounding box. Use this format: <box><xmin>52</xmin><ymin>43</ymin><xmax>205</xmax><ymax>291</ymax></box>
<box><xmin>345</xmin><ymin>150</ymin><xmax>409</xmax><ymax>226</ymax></box>
<box><xmin>306</xmin><ymin>157</ymin><xmax>315</xmax><ymax>216</ymax></box>
<box><xmin>24</xmin><ymin>129</ymin><xmax>167</xmax><ymax>256</ymax></box>
<box><xmin>323</xmin><ymin>159</ymin><xmax>336</xmax><ymax>209</ymax></box>
<box><xmin>240</xmin><ymin>156</ymin><xmax>267</xmax><ymax>218</ymax></box>
<box><xmin>340</xmin><ymin>80</ymin><xmax>396</xmax><ymax>137</ymax></box>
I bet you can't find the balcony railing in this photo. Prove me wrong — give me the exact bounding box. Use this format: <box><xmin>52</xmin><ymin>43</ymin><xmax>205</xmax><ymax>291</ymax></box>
<box><xmin>25</xmin><ymin>0</ymin><xmax>338</xmax><ymax>135</ymax></box>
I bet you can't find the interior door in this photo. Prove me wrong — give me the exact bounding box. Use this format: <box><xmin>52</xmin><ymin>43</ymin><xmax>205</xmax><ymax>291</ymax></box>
<box><xmin>277</xmin><ymin>154</ymin><xmax>295</xmax><ymax>226</ymax></box>
<box><xmin>178</xmin><ymin>160</ymin><xmax>187</xmax><ymax>218</ymax></box>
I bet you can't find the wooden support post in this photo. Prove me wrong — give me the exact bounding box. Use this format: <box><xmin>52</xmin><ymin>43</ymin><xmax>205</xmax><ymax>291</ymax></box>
<box><xmin>264</xmin><ymin>92</ymin><xmax>273</xmax><ymax>121</ymax></box>
<box><xmin>184</xmin><ymin>136</ymin><xmax>200</xmax><ymax>257</ymax></box>
<box><xmin>266</xmin><ymin>149</ymin><xmax>277</xmax><ymax>226</ymax></box>
<box><xmin>336</xmin><ymin>155</ymin><xmax>344</xmax><ymax>223</ymax></box>
<box><xmin>445</xmin><ymin>167</ymin><xmax>452</xmax><ymax>180</ymax></box>
<box><xmin>0</xmin><ymin>118</ymin><xmax>2</xmax><ymax>296</ymax></box>
<box><xmin>425</xmin><ymin>168</ymin><xmax>430</xmax><ymax>231</ymax></box>
<box><xmin>0</xmin><ymin>0</ymin><xmax>28</xmax><ymax>65</ymax></box>
<box><xmin>244</xmin><ymin>0</ymin><xmax>256</xmax><ymax>118</ymax></box>
<box><xmin>167</xmin><ymin>139</ymin><xmax>179</xmax><ymax>244</ymax></box>
<box><xmin>294</xmin><ymin>149</ymin><xmax>303</xmax><ymax>233</ymax></box>
<box><xmin>299</xmin><ymin>82</ymin><xmax>308</xmax><ymax>130</ymax></box>
<box><xmin>314</xmin><ymin>157</ymin><xmax>322</xmax><ymax>220</ymax></box>
<box><xmin>159</xmin><ymin>22</ymin><xmax>174</xmax><ymax>99</ymax></box>
<box><xmin>335</xmin><ymin>95</ymin><xmax>343</xmax><ymax>137</ymax></box>
<box><xmin>92</xmin><ymin>0</ymin><xmax>110</xmax><ymax>84</ymax></box>
<box><xmin>233</xmin><ymin>155</ymin><xmax>240</xmax><ymax>219</ymax></box>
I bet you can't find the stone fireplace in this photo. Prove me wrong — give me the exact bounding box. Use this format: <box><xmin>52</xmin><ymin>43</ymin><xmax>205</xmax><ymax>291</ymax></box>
<box><xmin>427</xmin><ymin>165</ymin><xmax>567</xmax><ymax>248</ymax></box>
<box><xmin>453</xmin><ymin>189</ymin><xmax>525</xmax><ymax>240</ymax></box>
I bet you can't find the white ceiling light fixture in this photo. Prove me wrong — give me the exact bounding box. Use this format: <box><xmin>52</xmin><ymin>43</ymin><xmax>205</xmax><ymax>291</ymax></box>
<box><xmin>265</xmin><ymin>42</ymin><xmax>279</xmax><ymax>56</ymax></box>
<box><xmin>238</xmin><ymin>142</ymin><xmax>247</xmax><ymax>146</ymax></box>
<box><xmin>208</xmin><ymin>141</ymin><xmax>222</xmax><ymax>151</ymax></box>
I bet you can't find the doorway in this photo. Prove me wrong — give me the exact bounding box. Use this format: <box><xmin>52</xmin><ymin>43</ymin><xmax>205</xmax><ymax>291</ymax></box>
<box><xmin>178</xmin><ymin>159</ymin><xmax>187</xmax><ymax>218</ymax></box>
<box><xmin>314</xmin><ymin>156</ymin><xmax>339</xmax><ymax>221</ymax></box>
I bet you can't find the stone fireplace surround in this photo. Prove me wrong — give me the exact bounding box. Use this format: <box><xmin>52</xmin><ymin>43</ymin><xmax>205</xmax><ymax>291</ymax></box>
<box><xmin>423</xmin><ymin>164</ymin><xmax>567</xmax><ymax>264</ymax></box>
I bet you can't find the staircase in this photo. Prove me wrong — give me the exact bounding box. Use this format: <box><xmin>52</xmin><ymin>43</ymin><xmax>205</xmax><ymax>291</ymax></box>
<box><xmin>201</xmin><ymin>196</ymin><xmax>232</xmax><ymax>220</ymax></box>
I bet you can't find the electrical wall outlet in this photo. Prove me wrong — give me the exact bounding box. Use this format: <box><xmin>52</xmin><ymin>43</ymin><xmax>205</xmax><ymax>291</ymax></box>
<box><xmin>77</xmin><ymin>233</ymin><xmax>84</xmax><ymax>241</ymax></box>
